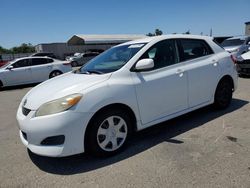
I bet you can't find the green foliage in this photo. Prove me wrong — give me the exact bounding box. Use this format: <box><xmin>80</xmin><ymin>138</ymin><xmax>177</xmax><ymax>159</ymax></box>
<box><xmin>0</xmin><ymin>43</ymin><xmax>35</xmax><ymax>54</ymax></box>
<box><xmin>146</xmin><ymin>29</ymin><xmax>163</xmax><ymax>36</ymax></box>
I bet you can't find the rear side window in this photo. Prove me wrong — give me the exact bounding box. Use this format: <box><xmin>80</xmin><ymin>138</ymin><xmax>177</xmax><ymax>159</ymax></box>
<box><xmin>31</xmin><ymin>58</ymin><xmax>48</xmax><ymax>66</ymax></box>
<box><xmin>140</xmin><ymin>39</ymin><xmax>179</xmax><ymax>70</ymax></box>
<box><xmin>178</xmin><ymin>39</ymin><xmax>213</xmax><ymax>61</ymax></box>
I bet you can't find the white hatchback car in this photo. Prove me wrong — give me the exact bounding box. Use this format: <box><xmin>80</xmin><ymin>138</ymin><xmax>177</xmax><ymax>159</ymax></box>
<box><xmin>16</xmin><ymin>35</ymin><xmax>238</xmax><ymax>157</ymax></box>
<box><xmin>0</xmin><ymin>57</ymin><xmax>72</xmax><ymax>89</ymax></box>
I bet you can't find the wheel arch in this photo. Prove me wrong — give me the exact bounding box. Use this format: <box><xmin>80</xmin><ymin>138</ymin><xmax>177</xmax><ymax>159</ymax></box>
<box><xmin>49</xmin><ymin>70</ymin><xmax>63</xmax><ymax>78</ymax></box>
<box><xmin>218</xmin><ymin>75</ymin><xmax>234</xmax><ymax>91</ymax></box>
<box><xmin>84</xmin><ymin>103</ymin><xmax>137</xmax><ymax>150</ymax></box>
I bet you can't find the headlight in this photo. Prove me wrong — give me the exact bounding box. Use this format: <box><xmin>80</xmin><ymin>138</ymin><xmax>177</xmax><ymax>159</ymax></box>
<box><xmin>36</xmin><ymin>94</ymin><xmax>82</xmax><ymax>117</ymax></box>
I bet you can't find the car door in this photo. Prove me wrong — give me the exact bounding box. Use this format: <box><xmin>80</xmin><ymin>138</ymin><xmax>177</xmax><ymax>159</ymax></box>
<box><xmin>30</xmin><ymin>58</ymin><xmax>53</xmax><ymax>82</ymax></box>
<box><xmin>132</xmin><ymin>39</ymin><xmax>188</xmax><ymax>125</ymax></box>
<box><xmin>177</xmin><ymin>39</ymin><xmax>221</xmax><ymax>107</ymax></box>
<box><xmin>3</xmin><ymin>59</ymin><xmax>32</xmax><ymax>86</ymax></box>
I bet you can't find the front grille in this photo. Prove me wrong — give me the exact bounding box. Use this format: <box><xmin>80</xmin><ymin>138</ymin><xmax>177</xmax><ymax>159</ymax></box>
<box><xmin>22</xmin><ymin>107</ymin><xmax>31</xmax><ymax>116</ymax></box>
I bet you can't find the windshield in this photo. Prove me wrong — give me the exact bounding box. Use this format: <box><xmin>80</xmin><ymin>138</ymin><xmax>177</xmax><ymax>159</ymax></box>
<box><xmin>78</xmin><ymin>43</ymin><xmax>146</xmax><ymax>74</ymax></box>
<box><xmin>221</xmin><ymin>39</ymin><xmax>245</xmax><ymax>47</ymax></box>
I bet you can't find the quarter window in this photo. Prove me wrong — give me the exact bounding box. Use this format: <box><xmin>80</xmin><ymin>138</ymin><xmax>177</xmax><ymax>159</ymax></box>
<box><xmin>140</xmin><ymin>40</ymin><xmax>178</xmax><ymax>70</ymax></box>
<box><xmin>179</xmin><ymin>39</ymin><xmax>213</xmax><ymax>61</ymax></box>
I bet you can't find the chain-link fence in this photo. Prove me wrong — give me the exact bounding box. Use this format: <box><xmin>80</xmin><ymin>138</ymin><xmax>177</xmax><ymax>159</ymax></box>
<box><xmin>0</xmin><ymin>53</ymin><xmax>33</xmax><ymax>61</ymax></box>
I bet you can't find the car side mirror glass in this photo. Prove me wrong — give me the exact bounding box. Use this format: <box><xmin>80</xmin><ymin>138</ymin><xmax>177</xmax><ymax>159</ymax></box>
<box><xmin>134</xmin><ymin>59</ymin><xmax>154</xmax><ymax>72</ymax></box>
<box><xmin>7</xmin><ymin>65</ymin><xmax>13</xmax><ymax>70</ymax></box>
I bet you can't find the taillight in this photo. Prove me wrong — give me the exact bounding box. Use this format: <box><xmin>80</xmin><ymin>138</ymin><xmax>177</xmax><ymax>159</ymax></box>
<box><xmin>63</xmin><ymin>61</ymin><xmax>72</xmax><ymax>66</ymax></box>
<box><xmin>230</xmin><ymin>55</ymin><xmax>237</xmax><ymax>64</ymax></box>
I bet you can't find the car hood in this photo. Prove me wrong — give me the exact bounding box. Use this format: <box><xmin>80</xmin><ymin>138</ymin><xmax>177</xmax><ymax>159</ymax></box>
<box><xmin>241</xmin><ymin>51</ymin><xmax>250</xmax><ymax>60</ymax></box>
<box><xmin>223</xmin><ymin>46</ymin><xmax>240</xmax><ymax>52</ymax></box>
<box><xmin>23</xmin><ymin>72</ymin><xmax>111</xmax><ymax>110</ymax></box>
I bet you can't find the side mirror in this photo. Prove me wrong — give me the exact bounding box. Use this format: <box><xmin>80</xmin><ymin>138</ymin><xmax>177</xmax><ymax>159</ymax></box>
<box><xmin>134</xmin><ymin>59</ymin><xmax>154</xmax><ymax>71</ymax></box>
<box><xmin>7</xmin><ymin>65</ymin><xmax>13</xmax><ymax>70</ymax></box>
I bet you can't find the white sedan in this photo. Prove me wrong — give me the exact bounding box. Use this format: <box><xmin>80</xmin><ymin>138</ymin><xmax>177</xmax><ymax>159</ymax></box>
<box><xmin>16</xmin><ymin>35</ymin><xmax>238</xmax><ymax>157</ymax></box>
<box><xmin>0</xmin><ymin>57</ymin><xmax>72</xmax><ymax>88</ymax></box>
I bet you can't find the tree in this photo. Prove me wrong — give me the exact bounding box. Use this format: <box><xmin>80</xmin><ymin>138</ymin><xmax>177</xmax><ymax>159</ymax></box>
<box><xmin>146</xmin><ymin>28</ymin><xmax>163</xmax><ymax>36</ymax></box>
<box><xmin>155</xmin><ymin>29</ymin><xmax>163</xmax><ymax>36</ymax></box>
<box><xmin>0</xmin><ymin>43</ymin><xmax>35</xmax><ymax>54</ymax></box>
<box><xmin>184</xmin><ymin>30</ymin><xmax>190</xmax><ymax>34</ymax></box>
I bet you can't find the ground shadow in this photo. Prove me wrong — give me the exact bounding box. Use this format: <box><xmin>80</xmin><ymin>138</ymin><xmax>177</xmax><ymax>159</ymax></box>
<box><xmin>28</xmin><ymin>98</ymin><xmax>248</xmax><ymax>175</ymax></box>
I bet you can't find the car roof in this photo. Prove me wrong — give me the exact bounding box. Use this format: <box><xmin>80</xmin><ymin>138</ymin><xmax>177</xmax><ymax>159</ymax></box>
<box><xmin>118</xmin><ymin>34</ymin><xmax>213</xmax><ymax>46</ymax></box>
<box><xmin>14</xmin><ymin>56</ymin><xmax>52</xmax><ymax>61</ymax></box>
<box><xmin>227</xmin><ymin>36</ymin><xmax>248</xmax><ymax>40</ymax></box>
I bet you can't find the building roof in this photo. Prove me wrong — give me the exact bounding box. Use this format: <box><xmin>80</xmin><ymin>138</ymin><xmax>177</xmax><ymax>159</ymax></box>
<box><xmin>67</xmin><ymin>34</ymin><xmax>146</xmax><ymax>45</ymax></box>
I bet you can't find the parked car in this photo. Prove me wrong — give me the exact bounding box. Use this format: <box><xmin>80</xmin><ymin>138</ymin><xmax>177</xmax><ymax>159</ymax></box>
<box><xmin>0</xmin><ymin>57</ymin><xmax>72</xmax><ymax>89</ymax></box>
<box><xmin>236</xmin><ymin>51</ymin><xmax>250</xmax><ymax>76</ymax></box>
<box><xmin>67</xmin><ymin>52</ymin><xmax>100</xmax><ymax>67</ymax></box>
<box><xmin>16</xmin><ymin>35</ymin><xmax>237</xmax><ymax>157</ymax></box>
<box><xmin>221</xmin><ymin>36</ymin><xmax>250</xmax><ymax>57</ymax></box>
<box><xmin>0</xmin><ymin>60</ymin><xmax>9</xmax><ymax>68</ymax></box>
<box><xmin>31</xmin><ymin>52</ymin><xmax>56</xmax><ymax>59</ymax></box>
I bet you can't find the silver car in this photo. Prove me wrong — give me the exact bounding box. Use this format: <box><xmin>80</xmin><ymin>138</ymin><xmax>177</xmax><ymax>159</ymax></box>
<box><xmin>221</xmin><ymin>36</ymin><xmax>250</xmax><ymax>57</ymax></box>
<box><xmin>68</xmin><ymin>52</ymin><xmax>100</xmax><ymax>67</ymax></box>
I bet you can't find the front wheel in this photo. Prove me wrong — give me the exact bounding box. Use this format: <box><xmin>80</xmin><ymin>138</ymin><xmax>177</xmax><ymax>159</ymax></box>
<box><xmin>213</xmin><ymin>79</ymin><xmax>233</xmax><ymax>109</ymax></box>
<box><xmin>86</xmin><ymin>109</ymin><xmax>132</xmax><ymax>157</ymax></box>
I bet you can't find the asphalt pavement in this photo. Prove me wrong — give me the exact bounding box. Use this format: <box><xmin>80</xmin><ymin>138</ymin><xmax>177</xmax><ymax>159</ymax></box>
<box><xmin>0</xmin><ymin>78</ymin><xmax>250</xmax><ymax>188</ymax></box>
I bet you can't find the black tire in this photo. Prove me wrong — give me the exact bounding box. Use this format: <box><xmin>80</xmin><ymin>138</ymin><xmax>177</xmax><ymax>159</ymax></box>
<box><xmin>85</xmin><ymin>109</ymin><xmax>132</xmax><ymax>157</ymax></box>
<box><xmin>49</xmin><ymin>70</ymin><xmax>62</xmax><ymax>78</ymax></box>
<box><xmin>0</xmin><ymin>80</ymin><xmax>3</xmax><ymax>91</ymax></box>
<box><xmin>71</xmin><ymin>61</ymin><xmax>78</xmax><ymax>67</ymax></box>
<box><xmin>213</xmin><ymin>78</ymin><xmax>233</xmax><ymax>109</ymax></box>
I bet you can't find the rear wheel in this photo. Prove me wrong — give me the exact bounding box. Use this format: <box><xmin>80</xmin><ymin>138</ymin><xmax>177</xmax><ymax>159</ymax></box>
<box><xmin>49</xmin><ymin>70</ymin><xmax>62</xmax><ymax>78</ymax></box>
<box><xmin>214</xmin><ymin>78</ymin><xmax>233</xmax><ymax>109</ymax></box>
<box><xmin>71</xmin><ymin>61</ymin><xmax>78</xmax><ymax>67</ymax></box>
<box><xmin>86</xmin><ymin>109</ymin><xmax>132</xmax><ymax>157</ymax></box>
<box><xmin>0</xmin><ymin>80</ymin><xmax>3</xmax><ymax>91</ymax></box>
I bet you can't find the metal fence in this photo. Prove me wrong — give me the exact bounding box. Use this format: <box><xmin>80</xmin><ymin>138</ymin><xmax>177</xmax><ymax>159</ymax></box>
<box><xmin>0</xmin><ymin>53</ymin><xmax>33</xmax><ymax>61</ymax></box>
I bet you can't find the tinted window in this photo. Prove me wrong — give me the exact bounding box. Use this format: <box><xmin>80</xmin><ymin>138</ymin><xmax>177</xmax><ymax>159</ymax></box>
<box><xmin>179</xmin><ymin>39</ymin><xmax>213</xmax><ymax>61</ymax></box>
<box><xmin>84</xmin><ymin>53</ymin><xmax>97</xmax><ymax>57</ymax></box>
<box><xmin>31</xmin><ymin>58</ymin><xmax>48</xmax><ymax>66</ymax></box>
<box><xmin>47</xmin><ymin>58</ymin><xmax>54</xmax><ymax>63</ymax></box>
<box><xmin>13</xmin><ymin>59</ymin><xmax>30</xmax><ymax>68</ymax></box>
<box><xmin>140</xmin><ymin>40</ymin><xmax>178</xmax><ymax>69</ymax></box>
<box><xmin>221</xmin><ymin>39</ymin><xmax>245</xmax><ymax>47</ymax></box>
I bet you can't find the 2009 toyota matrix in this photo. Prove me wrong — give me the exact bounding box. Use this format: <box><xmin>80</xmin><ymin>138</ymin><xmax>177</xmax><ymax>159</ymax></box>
<box><xmin>16</xmin><ymin>35</ymin><xmax>238</xmax><ymax>157</ymax></box>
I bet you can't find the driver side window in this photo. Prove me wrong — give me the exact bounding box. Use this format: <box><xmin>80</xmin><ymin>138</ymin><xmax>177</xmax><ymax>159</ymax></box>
<box><xmin>13</xmin><ymin>59</ymin><xmax>30</xmax><ymax>68</ymax></box>
<box><xmin>140</xmin><ymin>39</ymin><xmax>179</xmax><ymax>70</ymax></box>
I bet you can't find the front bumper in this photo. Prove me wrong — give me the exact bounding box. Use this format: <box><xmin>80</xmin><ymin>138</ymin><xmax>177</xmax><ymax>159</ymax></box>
<box><xmin>16</xmin><ymin>106</ymin><xmax>93</xmax><ymax>157</ymax></box>
<box><xmin>236</xmin><ymin>63</ymin><xmax>250</xmax><ymax>75</ymax></box>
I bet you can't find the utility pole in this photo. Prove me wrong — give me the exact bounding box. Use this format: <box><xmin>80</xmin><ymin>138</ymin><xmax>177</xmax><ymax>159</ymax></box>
<box><xmin>210</xmin><ymin>28</ymin><xmax>213</xmax><ymax>36</ymax></box>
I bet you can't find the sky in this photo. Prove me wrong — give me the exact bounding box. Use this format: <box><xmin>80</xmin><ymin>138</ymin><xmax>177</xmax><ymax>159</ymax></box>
<box><xmin>0</xmin><ymin>0</ymin><xmax>250</xmax><ymax>48</ymax></box>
